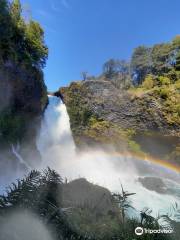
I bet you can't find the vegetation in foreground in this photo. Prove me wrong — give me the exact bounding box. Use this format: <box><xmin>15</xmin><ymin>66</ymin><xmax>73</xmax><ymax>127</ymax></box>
<box><xmin>0</xmin><ymin>168</ymin><xmax>179</xmax><ymax>240</ymax></box>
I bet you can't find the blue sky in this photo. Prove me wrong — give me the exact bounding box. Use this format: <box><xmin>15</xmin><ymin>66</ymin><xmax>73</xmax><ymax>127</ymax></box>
<box><xmin>21</xmin><ymin>0</ymin><xmax>180</xmax><ymax>91</ymax></box>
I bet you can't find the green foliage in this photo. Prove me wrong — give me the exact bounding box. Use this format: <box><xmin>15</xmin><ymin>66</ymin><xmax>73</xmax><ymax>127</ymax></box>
<box><xmin>174</xmin><ymin>79</ymin><xmax>180</xmax><ymax>90</ymax></box>
<box><xmin>0</xmin><ymin>110</ymin><xmax>26</xmax><ymax>143</ymax></box>
<box><xmin>103</xmin><ymin>59</ymin><xmax>118</xmax><ymax>79</ymax></box>
<box><xmin>102</xmin><ymin>59</ymin><xmax>132</xmax><ymax>89</ymax></box>
<box><xmin>158</xmin><ymin>87</ymin><xmax>169</xmax><ymax>99</ymax></box>
<box><xmin>151</xmin><ymin>43</ymin><xmax>172</xmax><ymax>74</ymax></box>
<box><xmin>148</xmin><ymin>77</ymin><xmax>180</xmax><ymax>124</ymax></box>
<box><xmin>0</xmin><ymin>0</ymin><xmax>48</xmax><ymax>68</ymax></box>
<box><xmin>0</xmin><ymin>168</ymin><xmax>63</xmax><ymax>211</ymax></box>
<box><xmin>172</xmin><ymin>35</ymin><xmax>180</xmax><ymax>49</ymax></box>
<box><xmin>142</xmin><ymin>74</ymin><xmax>154</xmax><ymax>89</ymax></box>
<box><xmin>10</xmin><ymin>0</ymin><xmax>21</xmax><ymax>22</ymax></box>
<box><xmin>158</xmin><ymin>76</ymin><xmax>171</xmax><ymax>86</ymax></box>
<box><xmin>130</xmin><ymin>37</ymin><xmax>180</xmax><ymax>85</ymax></box>
<box><xmin>131</xmin><ymin>68</ymin><xmax>180</xmax><ymax>126</ymax></box>
<box><xmin>98</xmin><ymin>37</ymin><xmax>180</xmax><ymax>90</ymax></box>
<box><xmin>131</xmin><ymin>46</ymin><xmax>151</xmax><ymax>84</ymax></box>
<box><xmin>1</xmin><ymin>170</ymin><xmax>176</xmax><ymax>240</ymax></box>
<box><xmin>168</xmin><ymin>144</ymin><xmax>180</xmax><ymax>164</ymax></box>
<box><xmin>0</xmin><ymin>0</ymin><xmax>12</xmax><ymax>62</ymax></box>
<box><xmin>128</xmin><ymin>140</ymin><xmax>142</xmax><ymax>153</ymax></box>
<box><xmin>64</xmin><ymin>82</ymin><xmax>94</xmax><ymax>134</ymax></box>
<box><xmin>166</xmin><ymin>69</ymin><xmax>180</xmax><ymax>82</ymax></box>
<box><xmin>0</xmin><ymin>0</ymin><xmax>48</xmax><ymax>145</ymax></box>
<box><xmin>25</xmin><ymin>20</ymin><xmax>48</xmax><ymax>68</ymax></box>
<box><xmin>172</xmin><ymin>35</ymin><xmax>180</xmax><ymax>70</ymax></box>
<box><xmin>112</xmin><ymin>191</ymin><xmax>178</xmax><ymax>240</ymax></box>
<box><xmin>0</xmin><ymin>168</ymin><xmax>95</xmax><ymax>240</ymax></box>
<box><xmin>103</xmin><ymin>59</ymin><xmax>130</xmax><ymax>82</ymax></box>
<box><xmin>68</xmin><ymin>206</ymin><xmax>121</xmax><ymax>240</ymax></box>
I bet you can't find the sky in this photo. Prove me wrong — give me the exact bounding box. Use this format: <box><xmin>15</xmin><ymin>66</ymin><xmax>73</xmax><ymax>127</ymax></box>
<box><xmin>20</xmin><ymin>0</ymin><xmax>180</xmax><ymax>91</ymax></box>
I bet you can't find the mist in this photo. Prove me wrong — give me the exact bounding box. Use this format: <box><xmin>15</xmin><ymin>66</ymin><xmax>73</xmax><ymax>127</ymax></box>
<box><xmin>36</xmin><ymin>96</ymin><xmax>180</xmax><ymax>218</ymax></box>
<box><xmin>0</xmin><ymin>95</ymin><xmax>179</xmax><ymax>218</ymax></box>
<box><xmin>0</xmin><ymin>210</ymin><xmax>54</xmax><ymax>240</ymax></box>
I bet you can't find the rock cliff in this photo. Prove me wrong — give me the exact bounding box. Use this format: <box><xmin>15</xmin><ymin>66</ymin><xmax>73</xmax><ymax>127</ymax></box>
<box><xmin>60</xmin><ymin>79</ymin><xmax>180</xmax><ymax>165</ymax></box>
<box><xmin>0</xmin><ymin>61</ymin><xmax>48</xmax><ymax>171</ymax></box>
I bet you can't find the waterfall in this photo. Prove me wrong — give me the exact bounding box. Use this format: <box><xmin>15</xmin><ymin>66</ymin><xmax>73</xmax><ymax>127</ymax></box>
<box><xmin>36</xmin><ymin>96</ymin><xmax>180</xmax><ymax>219</ymax></box>
<box><xmin>0</xmin><ymin>143</ymin><xmax>31</xmax><ymax>194</ymax></box>
<box><xmin>11</xmin><ymin>143</ymin><xmax>31</xmax><ymax>171</ymax></box>
<box><xmin>37</xmin><ymin>96</ymin><xmax>76</xmax><ymax>165</ymax></box>
<box><xmin>0</xmin><ymin>95</ymin><xmax>179</xmax><ymax>221</ymax></box>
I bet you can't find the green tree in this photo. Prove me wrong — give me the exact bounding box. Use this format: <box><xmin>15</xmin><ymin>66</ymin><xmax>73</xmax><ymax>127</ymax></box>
<box><xmin>10</xmin><ymin>0</ymin><xmax>21</xmax><ymax>22</ymax></box>
<box><xmin>103</xmin><ymin>59</ymin><xmax>131</xmax><ymax>89</ymax></box>
<box><xmin>151</xmin><ymin>43</ymin><xmax>172</xmax><ymax>75</ymax></box>
<box><xmin>103</xmin><ymin>59</ymin><xmax>118</xmax><ymax>78</ymax></box>
<box><xmin>0</xmin><ymin>0</ymin><xmax>12</xmax><ymax>61</ymax></box>
<box><xmin>131</xmin><ymin>46</ymin><xmax>152</xmax><ymax>84</ymax></box>
<box><xmin>116</xmin><ymin>60</ymin><xmax>130</xmax><ymax>75</ymax></box>
<box><xmin>0</xmin><ymin>0</ymin><xmax>48</xmax><ymax>67</ymax></box>
<box><xmin>113</xmin><ymin>60</ymin><xmax>131</xmax><ymax>89</ymax></box>
<box><xmin>172</xmin><ymin>35</ymin><xmax>180</xmax><ymax>70</ymax></box>
<box><xmin>25</xmin><ymin>20</ymin><xmax>48</xmax><ymax>68</ymax></box>
<box><xmin>9</xmin><ymin>0</ymin><xmax>27</xmax><ymax>63</ymax></box>
<box><xmin>0</xmin><ymin>0</ymin><xmax>9</xmax><ymax>28</ymax></box>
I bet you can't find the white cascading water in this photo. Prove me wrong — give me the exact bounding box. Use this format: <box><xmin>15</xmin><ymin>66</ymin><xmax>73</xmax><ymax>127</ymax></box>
<box><xmin>11</xmin><ymin>143</ymin><xmax>31</xmax><ymax>171</ymax></box>
<box><xmin>37</xmin><ymin>96</ymin><xmax>180</xmax><ymax>218</ymax></box>
<box><xmin>37</xmin><ymin>96</ymin><xmax>76</xmax><ymax>163</ymax></box>
<box><xmin>0</xmin><ymin>143</ymin><xmax>31</xmax><ymax>194</ymax></box>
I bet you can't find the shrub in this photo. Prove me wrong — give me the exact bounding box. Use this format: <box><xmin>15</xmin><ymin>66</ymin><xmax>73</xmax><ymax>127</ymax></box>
<box><xmin>128</xmin><ymin>140</ymin><xmax>142</xmax><ymax>154</ymax></box>
<box><xmin>175</xmin><ymin>80</ymin><xmax>180</xmax><ymax>90</ymax></box>
<box><xmin>158</xmin><ymin>87</ymin><xmax>170</xmax><ymax>99</ymax></box>
<box><xmin>158</xmin><ymin>76</ymin><xmax>171</xmax><ymax>85</ymax></box>
<box><xmin>142</xmin><ymin>74</ymin><xmax>154</xmax><ymax>89</ymax></box>
<box><xmin>166</xmin><ymin>69</ymin><xmax>180</xmax><ymax>82</ymax></box>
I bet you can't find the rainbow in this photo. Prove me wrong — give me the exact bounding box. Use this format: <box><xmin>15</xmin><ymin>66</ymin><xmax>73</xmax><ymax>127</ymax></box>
<box><xmin>109</xmin><ymin>151</ymin><xmax>180</xmax><ymax>173</ymax></box>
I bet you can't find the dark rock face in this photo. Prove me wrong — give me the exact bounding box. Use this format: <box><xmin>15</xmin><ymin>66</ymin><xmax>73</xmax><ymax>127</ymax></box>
<box><xmin>138</xmin><ymin>177</ymin><xmax>167</xmax><ymax>194</ymax></box>
<box><xmin>0</xmin><ymin>62</ymin><xmax>48</xmax><ymax>168</ymax></box>
<box><xmin>62</xmin><ymin>178</ymin><xmax>118</xmax><ymax>217</ymax></box>
<box><xmin>66</xmin><ymin>80</ymin><xmax>179</xmax><ymax>135</ymax></box>
<box><xmin>61</xmin><ymin>80</ymin><xmax>179</xmax><ymax>136</ymax></box>
<box><xmin>0</xmin><ymin>63</ymin><xmax>47</xmax><ymax>114</ymax></box>
<box><xmin>62</xmin><ymin>178</ymin><xmax>121</xmax><ymax>237</ymax></box>
<box><xmin>60</xmin><ymin>79</ymin><xmax>180</xmax><ymax>165</ymax></box>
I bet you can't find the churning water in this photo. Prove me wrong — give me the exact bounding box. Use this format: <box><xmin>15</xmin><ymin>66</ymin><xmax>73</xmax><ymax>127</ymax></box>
<box><xmin>37</xmin><ymin>96</ymin><xmax>180</xmax><ymax>219</ymax></box>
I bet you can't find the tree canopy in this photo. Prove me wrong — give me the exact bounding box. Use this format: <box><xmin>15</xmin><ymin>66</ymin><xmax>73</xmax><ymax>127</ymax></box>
<box><xmin>131</xmin><ymin>46</ymin><xmax>151</xmax><ymax>84</ymax></box>
<box><xmin>172</xmin><ymin>35</ymin><xmax>180</xmax><ymax>70</ymax></box>
<box><xmin>102</xmin><ymin>36</ymin><xmax>180</xmax><ymax>87</ymax></box>
<box><xmin>0</xmin><ymin>0</ymin><xmax>48</xmax><ymax>68</ymax></box>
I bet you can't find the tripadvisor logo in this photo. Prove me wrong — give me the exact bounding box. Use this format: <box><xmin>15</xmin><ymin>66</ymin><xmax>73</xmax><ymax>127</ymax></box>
<box><xmin>135</xmin><ymin>227</ymin><xmax>144</xmax><ymax>236</ymax></box>
<box><xmin>135</xmin><ymin>227</ymin><xmax>173</xmax><ymax>235</ymax></box>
